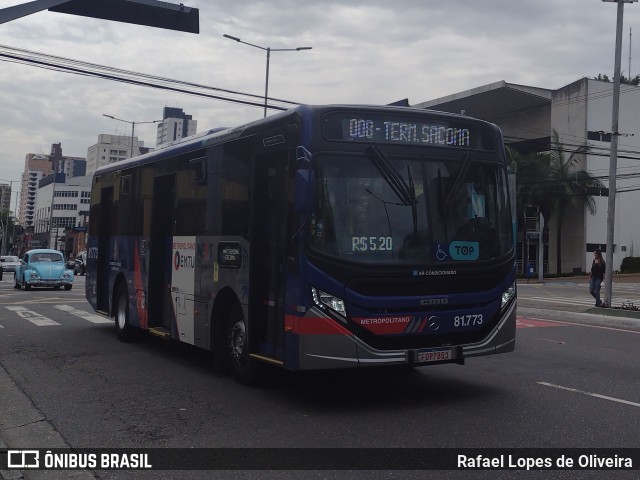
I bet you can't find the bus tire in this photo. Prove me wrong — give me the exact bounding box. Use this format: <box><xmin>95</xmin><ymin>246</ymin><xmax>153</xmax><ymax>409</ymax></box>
<box><xmin>227</xmin><ymin>313</ymin><xmax>258</xmax><ymax>385</ymax></box>
<box><xmin>115</xmin><ymin>282</ymin><xmax>136</xmax><ymax>342</ymax></box>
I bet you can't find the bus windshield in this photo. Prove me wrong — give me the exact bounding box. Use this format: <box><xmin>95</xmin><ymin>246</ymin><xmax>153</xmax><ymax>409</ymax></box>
<box><xmin>309</xmin><ymin>150</ymin><xmax>513</xmax><ymax>265</ymax></box>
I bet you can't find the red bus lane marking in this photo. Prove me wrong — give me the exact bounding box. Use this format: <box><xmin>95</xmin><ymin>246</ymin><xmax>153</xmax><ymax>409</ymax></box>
<box><xmin>516</xmin><ymin>317</ymin><xmax>568</xmax><ymax>329</ymax></box>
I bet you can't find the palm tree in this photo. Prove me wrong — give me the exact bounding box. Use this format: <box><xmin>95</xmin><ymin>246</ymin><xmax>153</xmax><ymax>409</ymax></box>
<box><xmin>506</xmin><ymin>146</ymin><xmax>551</xmax><ymax>223</ymax></box>
<box><xmin>538</xmin><ymin>130</ymin><xmax>605</xmax><ymax>274</ymax></box>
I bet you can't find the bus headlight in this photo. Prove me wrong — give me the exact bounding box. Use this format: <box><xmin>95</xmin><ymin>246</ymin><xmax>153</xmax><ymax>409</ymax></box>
<box><xmin>311</xmin><ymin>287</ymin><xmax>346</xmax><ymax>319</ymax></box>
<box><xmin>501</xmin><ymin>281</ymin><xmax>516</xmax><ymax>309</ymax></box>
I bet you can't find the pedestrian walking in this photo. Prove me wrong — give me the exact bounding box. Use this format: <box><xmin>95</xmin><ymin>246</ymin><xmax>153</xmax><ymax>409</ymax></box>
<box><xmin>589</xmin><ymin>249</ymin><xmax>605</xmax><ymax>307</ymax></box>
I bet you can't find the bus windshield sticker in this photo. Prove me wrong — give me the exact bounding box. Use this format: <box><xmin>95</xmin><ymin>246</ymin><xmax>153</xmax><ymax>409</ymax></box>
<box><xmin>218</xmin><ymin>242</ymin><xmax>242</xmax><ymax>268</ymax></box>
<box><xmin>449</xmin><ymin>241</ymin><xmax>479</xmax><ymax>261</ymax></box>
<box><xmin>351</xmin><ymin>236</ymin><xmax>393</xmax><ymax>252</ymax></box>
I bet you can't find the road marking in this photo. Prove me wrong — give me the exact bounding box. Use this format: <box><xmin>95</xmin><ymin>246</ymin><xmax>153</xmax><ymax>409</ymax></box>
<box><xmin>533</xmin><ymin>338</ymin><xmax>566</xmax><ymax>344</ymax></box>
<box><xmin>538</xmin><ymin>382</ymin><xmax>640</xmax><ymax>408</ymax></box>
<box><xmin>4</xmin><ymin>306</ymin><xmax>60</xmax><ymax>326</ymax></box>
<box><xmin>54</xmin><ymin>305</ymin><xmax>112</xmax><ymax>324</ymax></box>
<box><xmin>516</xmin><ymin>318</ymin><xmax>567</xmax><ymax>328</ymax></box>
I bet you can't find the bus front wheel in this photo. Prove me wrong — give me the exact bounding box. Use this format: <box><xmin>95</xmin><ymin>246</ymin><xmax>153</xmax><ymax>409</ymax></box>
<box><xmin>115</xmin><ymin>283</ymin><xmax>136</xmax><ymax>342</ymax></box>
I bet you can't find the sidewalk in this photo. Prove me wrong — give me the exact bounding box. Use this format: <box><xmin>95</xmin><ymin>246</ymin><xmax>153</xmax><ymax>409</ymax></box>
<box><xmin>518</xmin><ymin>272</ymin><xmax>640</xmax><ymax>285</ymax></box>
<box><xmin>517</xmin><ymin>272</ymin><xmax>640</xmax><ymax>331</ymax></box>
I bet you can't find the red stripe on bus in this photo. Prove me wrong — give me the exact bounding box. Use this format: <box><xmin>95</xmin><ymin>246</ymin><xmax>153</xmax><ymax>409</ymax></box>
<box><xmin>285</xmin><ymin>314</ymin><xmax>352</xmax><ymax>335</ymax></box>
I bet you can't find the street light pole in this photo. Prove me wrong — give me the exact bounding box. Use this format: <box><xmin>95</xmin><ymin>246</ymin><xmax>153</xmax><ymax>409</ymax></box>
<box><xmin>102</xmin><ymin>114</ymin><xmax>161</xmax><ymax>158</ymax></box>
<box><xmin>223</xmin><ymin>34</ymin><xmax>311</xmax><ymax>117</ymax></box>
<box><xmin>601</xmin><ymin>0</ymin><xmax>637</xmax><ymax>307</ymax></box>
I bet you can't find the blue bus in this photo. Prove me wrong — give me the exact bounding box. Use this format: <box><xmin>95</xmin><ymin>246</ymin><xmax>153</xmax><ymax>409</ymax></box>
<box><xmin>86</xmin><ymin>105</ymin><xmax>516</xmax><ymax>383</ymax></box>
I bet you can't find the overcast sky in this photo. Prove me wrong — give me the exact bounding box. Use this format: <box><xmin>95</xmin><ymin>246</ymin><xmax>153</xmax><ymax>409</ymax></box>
<box><xmin>1</xmin><ymin>0</ymin><xmax>639</xmax><ymax>194</ymax></box>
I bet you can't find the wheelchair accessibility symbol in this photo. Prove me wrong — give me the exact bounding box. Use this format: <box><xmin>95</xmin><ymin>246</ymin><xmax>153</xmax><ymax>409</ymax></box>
<box><xmin>434</xmin><ymin>242</ymin><xmax>480</xmax><ymax>261</ymax></box>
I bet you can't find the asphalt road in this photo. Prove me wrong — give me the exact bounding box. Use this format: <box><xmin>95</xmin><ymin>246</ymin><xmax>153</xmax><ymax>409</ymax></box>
<box><xmin>1</xmin><ymin>275</ymin><xmax>639</xmax><ymax>480</ymax></box>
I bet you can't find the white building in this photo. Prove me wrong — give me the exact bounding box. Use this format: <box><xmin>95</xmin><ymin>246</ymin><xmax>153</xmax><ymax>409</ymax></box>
<box><xmin>86</xmin><ymin>134</ymin><xmax>146</xmax><ymax>176</ymax></box>
<box><xmin>33</xmin><ymin>174</ymin><xmax>92</xmax><ymax>251</ymax></box>
<box><xmin>19</xmin><ymin>145</ymin><xmax>86</xmax><ymax>228</ymax></box>
<box><xmin>156</xmin><ymin>107</ymin><xmax>197</xmax><ymax>147</ymax></box>
<box><xmin>416</xmin><ymin>78</ymin><xmax>640</xmax><ymax>274</ymax></box>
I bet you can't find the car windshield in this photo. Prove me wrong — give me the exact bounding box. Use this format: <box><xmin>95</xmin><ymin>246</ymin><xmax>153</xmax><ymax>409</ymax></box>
<box><xmin>2</xmin><ymin>256</ymin><xmax>19</xmax><ymax>263</ymax></box>
<box><xmin>308</xmin><ymin>152</ymin><xmax>513</xmax><ymax>265</ymax></box>
<box><xmin>31</xmin><ymin>253</ymin><xmax>64</xmax><ymax>263</ymax></box>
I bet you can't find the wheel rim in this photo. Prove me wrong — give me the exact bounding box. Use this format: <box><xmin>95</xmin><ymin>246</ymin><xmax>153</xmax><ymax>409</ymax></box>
<box><xmin>228</xmin><ymin>319</ymin><xmax>247</xmax><ymax>364</ymax></box>
<box><xmin>117</xmin><ymin>292</ymin><xmax>127</xmax><ymax>330</ymax></box>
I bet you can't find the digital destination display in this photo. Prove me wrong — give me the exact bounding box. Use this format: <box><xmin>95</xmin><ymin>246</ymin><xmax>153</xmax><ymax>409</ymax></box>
<box><xmin>322</xmin><ymin>112</ymin><xmax>496</xmax><ymax>150</ymax></box>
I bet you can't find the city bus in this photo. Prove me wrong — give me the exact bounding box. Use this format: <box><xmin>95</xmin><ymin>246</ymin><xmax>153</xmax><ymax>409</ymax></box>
<box><xmin>86</xmin><ymin>104</ymin><xmax>516</xmax><ymax>384</ymax></box>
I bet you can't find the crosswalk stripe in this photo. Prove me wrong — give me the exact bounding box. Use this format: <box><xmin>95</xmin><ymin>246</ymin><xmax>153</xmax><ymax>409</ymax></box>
<box><xmin>4</xmin><ymin>306</ymin><xmax>61</xmax><ymax>326</ymax></box>
<box><xmin>54</xmin><ymin>305</ymin><xmax>112</xmax><ymax>324</ymax></box>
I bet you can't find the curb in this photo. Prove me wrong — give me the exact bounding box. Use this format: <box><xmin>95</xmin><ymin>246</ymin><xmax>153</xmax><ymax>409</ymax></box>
<box><xmin>518</xmin><ymin>306</ymin><xmax>640</xmax><ymax>332</ymax></box>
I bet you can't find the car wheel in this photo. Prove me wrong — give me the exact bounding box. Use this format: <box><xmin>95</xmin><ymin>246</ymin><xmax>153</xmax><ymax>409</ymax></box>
<box><xmin>14</xmin><ymin>273</ymin><xmax>20</xmax><ymax>289</ymax></box>
<box><xmin>24</xmin><ymin>275</ymin><xmax>31</xmax><ymax>291</ymax></box>
<box><xmin>115</xmin><ymin>282</ymin><xmax>136</xmax><ymax>342</ymax></box>
<box><xmin>64</xmin><ymin>284</ymin><xmax>72</xmax><ymax>291</ymax></box>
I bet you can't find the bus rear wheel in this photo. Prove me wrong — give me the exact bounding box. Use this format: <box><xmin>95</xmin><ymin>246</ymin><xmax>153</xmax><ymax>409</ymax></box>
<box><xmin>227</xmin><ymin>315</ymin><xmax>257</xmax><ymax>385</ymax></box>
<box><xmin>115</xmin><ymin>283</ymin><xmax>136</xmax><ymax>342</ymax></box>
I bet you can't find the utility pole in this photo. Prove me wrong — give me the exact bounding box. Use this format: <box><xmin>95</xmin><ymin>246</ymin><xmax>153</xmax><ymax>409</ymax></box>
<box><xmin>602</xmin><ymin>0</ymin><xmax>637</xmax><ymax>307</ymax></box>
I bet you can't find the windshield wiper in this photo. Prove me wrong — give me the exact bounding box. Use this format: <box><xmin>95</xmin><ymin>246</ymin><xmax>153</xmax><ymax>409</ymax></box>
<box><xmin>444</xmin><ymin>150</ymin><xmax>472</xmax><ymax>206</ymax></box>
<box><xmin>366</xmin><ymin>145</ymin><xmax>418</xmax><ymax>235</ymax></box>
<box><xmin>366</xmin><ymin>146</ymin><xmax>417</xmax><ymax>207</ymax></box>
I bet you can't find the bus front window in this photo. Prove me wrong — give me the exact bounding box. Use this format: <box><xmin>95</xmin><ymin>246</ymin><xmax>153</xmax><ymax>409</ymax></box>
<box><xmin>309</xmin><ymin>153</ymin><xmax>512</xmax><ymax>265</ymax></box>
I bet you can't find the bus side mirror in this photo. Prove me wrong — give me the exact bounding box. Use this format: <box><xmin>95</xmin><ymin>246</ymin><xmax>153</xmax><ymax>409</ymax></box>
<box><xmin>294</xmin><ymin>169</ymin><xmax>315</xmax><ymax>214</ymax></box>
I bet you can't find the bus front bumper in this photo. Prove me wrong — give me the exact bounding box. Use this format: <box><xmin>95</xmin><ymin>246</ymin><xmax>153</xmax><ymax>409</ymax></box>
<box><xmin>287</xmin><ymin>301</ymin><xmax>516</xmax><ymax>371</ymax></box>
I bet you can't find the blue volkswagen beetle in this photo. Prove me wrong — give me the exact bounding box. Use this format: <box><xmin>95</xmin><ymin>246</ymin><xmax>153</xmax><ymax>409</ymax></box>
<box><xmin>14</xmin><ymin>249</ymin><xmax>74</xmax><ymax>291</ymax></box>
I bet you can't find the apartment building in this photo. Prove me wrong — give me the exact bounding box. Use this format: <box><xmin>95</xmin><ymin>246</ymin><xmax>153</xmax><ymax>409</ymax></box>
<box><xmin>156</xmin><ymin>107</ymin><xmax>197</xmax><ymax>147</ymax></box>
<box><xmin>18</xmin><ymin>144</ymin><xmax>86</xmax><ymax>228</ymax></box>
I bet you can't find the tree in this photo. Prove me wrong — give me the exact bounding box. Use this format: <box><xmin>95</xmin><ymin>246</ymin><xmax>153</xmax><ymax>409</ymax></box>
<box><xmin>538</xmin><ymin>130</ymin><xmax>605</xmax><ymax>274</ymax></box>
<box><xmin>506</xmin><ymin>146</ymin><xmax>552</xmax><ymax>223</ymax></box>
<box><xmin>594</xmin><ymin>73</ymin><xmax>640</xmax><ymax>86</ymax></box>
<box><xmin>508</xmin><ymin>130</ymin><xmax>605</xmax><ymax>274</ymax></box>
<box><xmin>0</xmin><ymin>209</ymin><xmax>17</xmax><ymax>255</ymax></box>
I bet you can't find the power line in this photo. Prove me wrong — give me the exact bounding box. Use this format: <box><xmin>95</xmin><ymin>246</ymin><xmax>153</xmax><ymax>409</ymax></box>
<box><xmin>0</xmin><ymin>43</ymin><xmax>301</xmax><ymax>112</ymax></box>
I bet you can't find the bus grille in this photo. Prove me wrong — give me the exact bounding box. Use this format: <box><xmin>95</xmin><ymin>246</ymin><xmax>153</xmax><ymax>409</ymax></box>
<box><xmin>347</xmin><ymin>275</ymin><xmax>498</xmax><ymax>297</ymax></box>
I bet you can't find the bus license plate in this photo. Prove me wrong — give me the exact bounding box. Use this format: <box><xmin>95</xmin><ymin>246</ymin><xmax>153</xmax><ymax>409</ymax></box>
<box><xmin>416</xmin><ymin>349</ymin><xmax>452</xmax><ymax>363</ymax></box>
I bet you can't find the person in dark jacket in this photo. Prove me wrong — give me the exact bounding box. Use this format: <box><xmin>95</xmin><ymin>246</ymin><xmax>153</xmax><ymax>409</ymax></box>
<box><xmin>589</xmin><ymin>249</ymin><xmax>606</xmax><ymax>307</ymax></box>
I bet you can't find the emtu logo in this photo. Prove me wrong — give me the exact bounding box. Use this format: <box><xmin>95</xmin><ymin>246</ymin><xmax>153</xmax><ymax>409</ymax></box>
<box><xmin>174</xmin><ymin>251</ymin><xmax>195</xmax><ymax>270</ymax></box>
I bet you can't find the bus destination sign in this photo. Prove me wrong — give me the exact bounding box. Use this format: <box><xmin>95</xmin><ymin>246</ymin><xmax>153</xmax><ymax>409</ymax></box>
<box><xmin>322</xmin><ymin>112</ymin><xmax>495</xmax><ymax>150</ymax></box>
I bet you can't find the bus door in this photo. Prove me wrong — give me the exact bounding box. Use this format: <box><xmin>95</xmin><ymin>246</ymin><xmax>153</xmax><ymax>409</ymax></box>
<box><xmin>148</xmin><ymin>174</ymin><xmax>176</xmax><ymax>331</ymax></box>
<box><xmin>96</xmin><ymin>186</ymin><xmax>113</xmax><ymax>313</ymax></box>
<box><xmin>250</xmin><ymin>152</ymin><xmax>290</xmax><ymax>359</ymax></box>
